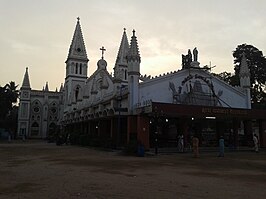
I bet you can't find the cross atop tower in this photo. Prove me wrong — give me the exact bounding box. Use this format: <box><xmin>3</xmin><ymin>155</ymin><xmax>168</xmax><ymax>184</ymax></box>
<box><xmin>77</xmin><ymin>17</ymin><xmax>80</xmax><ymax>21</ymax></box>
<box><xmin>100</xmin><ymin>46</ymin><xmax>106</xmax><ymax>59</ymax></box>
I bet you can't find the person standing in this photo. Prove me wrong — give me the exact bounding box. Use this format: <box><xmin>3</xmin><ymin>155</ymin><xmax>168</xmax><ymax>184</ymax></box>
<box><xmin>253</xmin><ymin>134</ymin><xmax>259</xmax><ymax>153</ymax></box>
<box><xmin>218</xmin><ymin>136</ymin><xmax>225</xmax><ymax>157</ymax></box>
<box><xmin>192</xmin><ymin>135</ymin><xmax>199</xmax><ymax>158</ymax></box>
<box><xmin>178</xmin><ymin>134</ymin><xmax>184</xmax><ymax>152</ymax></box>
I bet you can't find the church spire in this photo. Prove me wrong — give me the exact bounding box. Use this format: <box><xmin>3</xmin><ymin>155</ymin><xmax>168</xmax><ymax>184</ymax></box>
<box><xmin>21</xmin><ymin>67</ymin><xmax>31</xmax><ymax>89</ymax></box>
<box><xmin>59</xmin><ymin>83</ymin><xmax>64</xmax><ymax>92</ymax></box>
<box><xmin>115</xmin><ymin>28</ymin><xmax>129</xmax><ymax>67</ymax></box>
<box><xmin>66</xmin><ymin>17</ymin><xmax>88</xmax><ymax>62</ymax></box>
<box><xmin>44</xmin><ymin>82</ymin><xmax>49</xmax><ymax>92</ymax></box>
<box><xmin>240</xmin><ymin>53</ymin><xmax>250</xmax><ymax>77</ymax></box>
<box><xmin>127</xmin><ymin>30</ymin><xmax>141</xmax><ymax>63</ymax></box>
<box><xmin>114</xmin><ymin>28</ymin><xmax>130</xmax><ymax>80</ymax></box>
<box><xmin>239</xmin><ymin>53</ymin><xmax>250</xmax><ymax>88</ymax></box>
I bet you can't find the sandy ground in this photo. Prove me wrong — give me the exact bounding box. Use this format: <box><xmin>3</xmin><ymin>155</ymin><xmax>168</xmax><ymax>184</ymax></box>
<box><xmin>0</xmin><ymin>140</ymin><xmax>266</xmax><ymax>199</ymax></box>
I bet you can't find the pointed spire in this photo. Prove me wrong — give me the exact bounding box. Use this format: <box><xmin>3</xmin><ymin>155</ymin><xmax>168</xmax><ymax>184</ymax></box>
<box><xmin>44</xmin><ymin>82</ymin><xmax>49</xmax><ymax>92</ymax></box>
<box><xmin>55</xmin><ymin>87</ymin><xmax>58</xmax><ymax>92</ymax></box>
<box><xmin>239</xmin><ymin>53</ymin><xmax>250</xmax><ymax>88</ymax></box>
<box><xmin>240</xmin><ymin>53</ymin><xmax>250</xmax><ymax>77</ymax></box>
<box><xmin>115</xmin><ymin>28</ymin><xmax>130</xmax><ymax>67</ymax></box>
<box><xmin>59</xmin><ymin>83</ymin><xmax>64</xmax><ymax>92</ymax></box>
<box><xmin>66</xmin><ymin>17</ymin><xmax>88</xmax><ymax>62</ymax></box>
<box><xmin>127</xmin><ymin>29</ymin><xmax>141</xmax><ymax>62</ymax></box>
<box><xmin>21</xmin><ymin>67</ymin><xmax>31</xmax><ymax>89</ymax></box>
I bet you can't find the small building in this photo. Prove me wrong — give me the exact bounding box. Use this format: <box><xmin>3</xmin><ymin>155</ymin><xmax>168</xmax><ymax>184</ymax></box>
<box><xmin>17</xmin><ymin>69</ymin><xmax>63</xmax><ymax>139</ymax></box>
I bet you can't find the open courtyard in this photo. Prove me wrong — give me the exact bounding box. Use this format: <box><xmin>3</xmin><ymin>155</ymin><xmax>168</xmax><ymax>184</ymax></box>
<box><xmin>0</xmin><ymin>140</ymin><xmax>266</xmax><ymax>199</ymax></box>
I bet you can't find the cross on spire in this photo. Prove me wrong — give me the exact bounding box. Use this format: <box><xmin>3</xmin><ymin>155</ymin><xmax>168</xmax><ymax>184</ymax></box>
<box><xmin>132</xmin><ymin>29</ymin><xmax>136</xmax><ymax>37</ymax></box>
<box><xmin>100</xmin><ymin>46</ymin><xmax>106</xmax><ymax>59</ymax></box>
<box><xmin>77</xmin><ymin>17</ymin><xmax>80</xmax><ymax>21</ymax></box>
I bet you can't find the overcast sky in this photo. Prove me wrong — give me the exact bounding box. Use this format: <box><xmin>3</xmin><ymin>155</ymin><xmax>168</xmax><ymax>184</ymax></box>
<box><xmin>0</xmin><ymin>0</ymin><xmax>266</xmax><ymax>91</ymax></box>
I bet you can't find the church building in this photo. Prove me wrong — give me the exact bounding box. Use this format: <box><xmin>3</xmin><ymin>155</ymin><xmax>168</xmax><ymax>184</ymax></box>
<box><xmin>17</xmin><ymin>18</ymin><xmax>266</xmax><ymax>149</ymax></box>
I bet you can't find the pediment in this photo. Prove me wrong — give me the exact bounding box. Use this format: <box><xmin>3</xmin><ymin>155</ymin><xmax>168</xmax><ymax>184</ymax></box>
<box><xmin>139</xmin><ymin>68</ymin><xmax>249</xmax><ymax>109</ymax></box>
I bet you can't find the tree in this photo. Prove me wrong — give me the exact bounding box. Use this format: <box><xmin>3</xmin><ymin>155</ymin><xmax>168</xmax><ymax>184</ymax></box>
<box><xmin>233</xmin><ymin>44</ymin><xmax>266</xmax><ymax>105</ymax></box>
<box><xmin>5</xmin><ymin>81</ymin><xmax>19</xmax><ymax>104</ymax></box>
<box><xmin>0</xmin><ymin>81</ymin><xmax>19</xmax><ymax>139</ymax></box>
<box><xmin>212</xmin><ymin>71</ymin><xmax>239</xmax><ymax>86</ymax></box>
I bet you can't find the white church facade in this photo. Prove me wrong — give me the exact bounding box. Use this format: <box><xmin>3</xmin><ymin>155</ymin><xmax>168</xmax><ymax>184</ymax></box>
<box><xmin>17</xmin><ymin>18</ymin><xmax>266</xmax><ymax>148</ymax></box>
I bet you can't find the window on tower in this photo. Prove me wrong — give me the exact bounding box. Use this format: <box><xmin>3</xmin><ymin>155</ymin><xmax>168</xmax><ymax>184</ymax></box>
<box><xmin>125</xmin><ymin>70</ymin><xmax>127</xmax><ymax>80</ymax></box>
<box><xmin>75</xmin><ymin>87</ymin><xmax>80</xmax><ymax>101</ymax></box>
<box><xmin>75</xmin><ymin>63</ymin><xmax>78</xmax><ymax>74</ymax></box>
<box><xmin>79</xmin><ymin>63</ymin><xmax>82</xmax><ymax>74</ymax></box>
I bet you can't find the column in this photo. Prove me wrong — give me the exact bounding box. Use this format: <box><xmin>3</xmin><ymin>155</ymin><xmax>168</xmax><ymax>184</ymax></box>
<box><xmin>137</xmin><ymin>115</ymin><xmax>150</xmax><ymax>149</ymax></box>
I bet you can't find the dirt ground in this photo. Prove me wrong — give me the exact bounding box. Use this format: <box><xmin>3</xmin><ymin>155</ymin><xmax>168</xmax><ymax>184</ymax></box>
<box><xmin>0</xmin><ymin>140</ymin><xmax>266</xmax><ymax>199</ymax></box>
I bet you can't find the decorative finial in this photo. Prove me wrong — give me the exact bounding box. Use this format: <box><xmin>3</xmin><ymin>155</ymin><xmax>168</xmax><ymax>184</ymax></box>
<box><xmin>124</xmin><ymin>28</ymin><xmax>126</xmax><ymax>32</ymax></box>
<box><xmin>132</xmin><ymin>29</ymin><xmax>136</xmax><ymax>37</ymax></box>
<box><xmin>26</xmin><ymin>67</ymin><xmax>28</xmax><ymax>71</ymax></box>
<box><xmin>77</xmin><ymin>17</ymin><xmax>80</xmax><ymax>21</ymax></box>
<box><xmin>100</xmin><ymin>46</ymin><xmax>106</xmax><ymax>59</ymax></box>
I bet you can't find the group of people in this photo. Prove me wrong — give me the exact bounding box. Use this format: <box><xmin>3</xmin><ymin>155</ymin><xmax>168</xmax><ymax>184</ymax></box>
<box><xmin>176</xmin><ymin>133</ymin><xmax>260</xmax><ymax>157</ymax></box>
<box><xmin>177</xmin><ymin>134</ymin><xmax>199</xmax><ymax>157</ymax></box>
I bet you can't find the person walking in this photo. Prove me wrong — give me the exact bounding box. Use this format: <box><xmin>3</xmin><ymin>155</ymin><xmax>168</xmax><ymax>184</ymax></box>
<box><xmin>218</xmin><ymin>136</ymin><xmax>225</xmax><ymax>157</ymax></box>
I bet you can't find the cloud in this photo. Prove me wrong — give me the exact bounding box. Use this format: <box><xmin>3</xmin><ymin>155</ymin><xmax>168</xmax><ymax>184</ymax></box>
<box><xmin>7</xmin><ymin>39</ymin><xmax>40</xmax><ymax>54</ymax></box>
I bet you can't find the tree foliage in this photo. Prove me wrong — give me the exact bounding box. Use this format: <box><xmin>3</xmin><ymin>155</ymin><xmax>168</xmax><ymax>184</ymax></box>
<box><xmin>0</xmin><ymin>81</ymin><xmax>19</xmax><ymax>130</ymax></box>
<box><xmin>233</xmin><ymin>44</ymin><xmax>266</xmax><ymax>105</ymax></box>
<box><xmin>212</xmin><ymin>71</ymin><xmax>238</xmax><ymax>86</ymax></box>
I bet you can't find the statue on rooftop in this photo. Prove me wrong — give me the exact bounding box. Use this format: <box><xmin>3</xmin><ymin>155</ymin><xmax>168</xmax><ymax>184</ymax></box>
<box><xmin>193</xmin><ymin>47</ymin><xmax>198</xmax><ymax>62</ymax></box>
<box><xmin>188</xmin><ymin>49</ymin><xmax>192</xmax><ymax>63</ymax></box>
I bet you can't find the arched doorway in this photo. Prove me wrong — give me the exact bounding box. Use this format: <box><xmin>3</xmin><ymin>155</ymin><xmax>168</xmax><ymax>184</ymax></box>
<box><xmin>31</xmin><ymin>122</ymin><xmax>39</xmax><ymax>136</ymax></box>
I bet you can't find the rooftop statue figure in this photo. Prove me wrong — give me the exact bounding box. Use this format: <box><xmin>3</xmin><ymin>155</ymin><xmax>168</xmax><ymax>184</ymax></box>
<box><xmin>193</xmin><ymin>47</ymin><xmax>198</xmax><ymax>62</ymax></box>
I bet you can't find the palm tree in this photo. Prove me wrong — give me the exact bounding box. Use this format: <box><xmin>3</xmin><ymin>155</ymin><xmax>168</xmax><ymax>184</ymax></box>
<box><xmin>5</xmin><ymin>81</ymin><xmax>19</xmax><ymax>105</ymax></box>
<box><xmin>0</xmin><ymin>81</ymin><xmax>19</xmax><ymax>138</ymax></box>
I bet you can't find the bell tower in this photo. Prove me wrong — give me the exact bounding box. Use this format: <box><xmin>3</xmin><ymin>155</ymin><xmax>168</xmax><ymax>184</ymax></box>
<box><xmin>64</xmin><ymin>17</ymin><xmax>89</xmax><ymax>112</ymax></box>
<box><xmin>113</xmin><ymin>28</ymin><xmax>129</xmax><ymax>84</ymax></box>
<box><xmin>17</xmin><ymin>67</ymin><xmax>31</xmax><ymax>137</ymax></box>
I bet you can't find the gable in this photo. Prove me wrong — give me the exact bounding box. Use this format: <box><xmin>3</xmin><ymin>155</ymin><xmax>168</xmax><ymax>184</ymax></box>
<box><xmin>139</xmin><ymin>69</ymin><xmax>249</xmax><ymax>109</ymax></box>
<box><xmin>85</xmin><ymin>69</ymin><xmax>114</xmax><ymax>103</ymax></box>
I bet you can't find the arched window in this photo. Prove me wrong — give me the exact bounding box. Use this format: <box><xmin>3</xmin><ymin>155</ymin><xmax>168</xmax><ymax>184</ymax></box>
<box><xmin>125</xmin><ymin>70</ymin><xmax>127</xmax><ymax>80</ymax></box>
<box><xmin>75</xmin><ymin>87</ymin><xmax>80</xmax><ymax>101</ymax></box>
<box><xmin>31</xmin><ymin>122</ymin><xmax>39</xmax><ymax>136</ymax></box>
<box><xmin>48</xmin><ymin>123</ymin><xmax>57</xmax><ymax>137</ymax></box>
<box><xmin>32</xmin><ymin>122</ymin><xmax>39</xmax><ymax>127</ymax></box>
<box><xmin>79</xmin><ymin>63</ymin><xmax>82</xmax><ymax>74</ymax></box>
<box><xmin>75</xmin><ymin>63</ymin><xmax>78</xmax><ymax>74</ymax></box>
